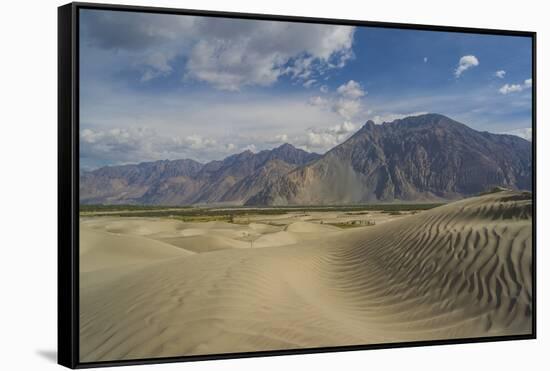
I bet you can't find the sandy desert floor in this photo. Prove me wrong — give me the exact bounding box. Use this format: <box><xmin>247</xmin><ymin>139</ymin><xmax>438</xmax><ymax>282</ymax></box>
<box><xmin>79</xmin><ymin>190</ymin><xmax>533</xmax><ymax>362</ymax></box>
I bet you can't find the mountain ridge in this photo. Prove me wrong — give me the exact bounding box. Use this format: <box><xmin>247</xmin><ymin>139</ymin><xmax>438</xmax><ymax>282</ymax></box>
<box><xmin>80</xmin><ymin>143</ymin><xmax>321</xmax><ymax>205</ymax></box>
<box><xmin>247</xmin><ymin>113</ymin><xmax>531</xmax><ymax>205</ymax></box>
<box><xmin>80</xmin><ymin>114</ymin><xmax>532</xmax><ymax>206</ymax></box>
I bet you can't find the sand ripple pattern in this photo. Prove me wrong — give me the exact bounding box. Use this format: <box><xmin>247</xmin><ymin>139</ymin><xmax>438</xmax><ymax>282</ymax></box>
<box><xmin>79</xmin><ymin>191</ymin><xmax>532</xmax><ymax>362</ymax></box>
<box><xmin>326</xmin><ymin>191</ymin><xmax>532</xmax><ymax>340</ymax></box>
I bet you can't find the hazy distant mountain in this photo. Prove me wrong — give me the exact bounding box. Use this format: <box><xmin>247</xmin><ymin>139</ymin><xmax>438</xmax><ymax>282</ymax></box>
<box><xmin>80</xmin><ymin>159</ymin><xmax>203</xmax><ymax>204</ymax></box>
<box><xmin>80</xmin><ymin>143</ymin><xmax>320</xmax><ymax>205</ymax></box>
<box><xmin>246</xmin><ymin>114</ymin><xmax>532</xmax><ymax>205</ymax></box>
<box><xmin>80</xmin><ymin>114</ymin><xmax>532</xmax><ymax>206</ymax></box>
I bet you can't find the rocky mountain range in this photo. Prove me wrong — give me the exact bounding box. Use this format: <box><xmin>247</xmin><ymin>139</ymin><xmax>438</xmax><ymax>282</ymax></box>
<box><xmin>80</xmin><ymin>143</ymin><xmax>320</xmax><ymax>205</ymax></box>
<box><xmin>80</xmin><ymin>114</ymin><xmax>532</xmax><ymax>206</ymax></box>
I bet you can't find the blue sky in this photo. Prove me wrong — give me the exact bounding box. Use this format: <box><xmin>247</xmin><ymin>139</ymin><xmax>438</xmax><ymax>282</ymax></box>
<box><xmin>79</xmin><ymin>9</ymin><xmax>533</xmax><ymax>170</ymax></box>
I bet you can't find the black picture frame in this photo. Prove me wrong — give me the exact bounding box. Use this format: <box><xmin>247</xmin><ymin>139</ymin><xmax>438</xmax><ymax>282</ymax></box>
<box><xmin>58</xmin><ymin>2</ymin><xmax>537</xmax><ymax>369</ymax></box>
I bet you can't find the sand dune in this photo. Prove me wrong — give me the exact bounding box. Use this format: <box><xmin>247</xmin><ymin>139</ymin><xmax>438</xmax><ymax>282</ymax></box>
<box><xmin>79</xmin><ymin>190</ymin><xmax>532</xmax><ymax>362</ymax></box>
<box><xmin>79</xmin><ymin>224</ymin><xmax>192</xmax><ymax>273</ymax></box>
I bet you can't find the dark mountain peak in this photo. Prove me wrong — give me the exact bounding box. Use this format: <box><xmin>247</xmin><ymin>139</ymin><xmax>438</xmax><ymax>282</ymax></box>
<box><xmin>173</xmin><ymin>158</ymin><xmax>204</xmax><ymax>165</ymax></box>
<box><xmin>249</xmin><ymin>114</ymin><xmax>532</xmax><ymax>205</ymax></box>
<box><xmin>341</xmin><ymin>120</ymin><xmax>378</xmax><ymax>144</ymax></box>
<box><xmin>224</xmin><ymin>149</ymin><xmax>254</xmax><ymax>163</ymax></box>
<box><xmin>272</xmin><ymin>142</ymin><xmax>310</xmax><ymax>155</ymax></box>
<box><xmin>386</xmin><ymin>113</ymin><xmax>462</xmax><ymax>129</ymax></box>
<box><xmin>372</xmin><ymin>113</ymin><xmax>481</xmax><ymax>140</ymax></box>
<box><xmin>408</xmin><ymin>113</ymin><xmax>448</xmax><ymax>121</ymax></box>
<box><xmin>267</xmin><ymin>143</ymin><xmax>320</xmax><ymax>165</ymax></box>
<box><xmin>362</xmin><ymin>120</ymin><xmax>376</xmax><ymax>129</ymax></box>
<box><xmin>238</xmin><ymin>149</ymin><xmax>254</xmax><ymax>156</ymax></box>
<box><xmin>80</xmin><ymin>114</ymin><xmax>532</xmax><ymax>206</ymax></box>
<box><xmin>275</xmin><ymin>142</ymin><xmax>296</xmax><ymax>150</ymax></box>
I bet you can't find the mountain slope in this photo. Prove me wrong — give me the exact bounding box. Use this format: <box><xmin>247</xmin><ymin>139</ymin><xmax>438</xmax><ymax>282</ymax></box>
<box><xmin>246</xmin><ymin>114</ymin><xmax>532</xmax><ymax>205</ymax></box>
<box><xmin>220</xmin><ymin>159</ymin><xmax>298</xmax><ymax>203</ymax></box>
<box><xmin>80</xmin><ymin>114</ymin><xmax>532</xmax><ymax>206</ymax></box>
<box><xmin>80</xmin><ymin>144</ymin><xmax>320</xmax><ymax>205</ymax></box>
<box><xmin>80</xmin><ymin>159</ymin><xmax>203</xmax><ymax>204</ymax></box>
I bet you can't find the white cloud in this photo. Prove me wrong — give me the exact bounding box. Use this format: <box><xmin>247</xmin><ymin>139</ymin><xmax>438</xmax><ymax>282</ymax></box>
<box><xmin>333</xmin><ymin>80</ymin><xmax>366</xmax><ymax>119</ymax></box>
<box><xmin>320</xmin><ymin>85</ymin><xmax>329</xmax><ymax>93</ymax></box>
<box><xmin>242</xmin><ymin>144</ymin><xmax>258</xmax><ymax>152</ymax></box>
<box><xmin>79</xmin><ymin>83</ymin><xmax>350</xmax><ymax>168</ymax></box>
<box><xmin>275</xmin><ymin>134</ymin><xmax>289</xmax><ymax>142</ymax></box>
<box><xmin>499</xmin><ymin>78</ymin><xmax>532</xmax><ymax>94</ymax></box>
<box><xmin>495</xmin><ymin>70</ymin><xmax>506</xmax><ymax>79</ymax></box>
<box><xmin>423</xmin><ymin>57</ymin><xmax>428</xmax><ymax>63</ymax></box>
<box><xmin>138</xmin><ymin>51</ymin><xmax>175</xmax><ymax>82</ymax></box>
<box><xmin>185</xmin><ymin>38</ymin><xmax>280</xmax><ymax>91</ymax></box>
<box><xmin>183</xmin><ymin>134</ymin><xmax>218</xmax><ymax>149</ymax></box>
<box><xmin>499</xmin><ymin>83</ymin><xmax>523</xmax><ymax>94</ymax></box>
<box><xmin>80</xmin><ymin>127</ymin><xmax>228</xmax><ymax>168</ymax></box>
<box><xmin>502</xmin><ymin>127</ymin><xmax>532</xmax><ymax>141</ymax></box>
<box><xmin>185</xmin><ymin>20</ymin><xmax>355</xmax><ymax>91</ymax></box>
<box><xmin>307</xmin><ymin>80</ymin><xmax>366</xmax><ymax>120</ymax></box>
<box><xmin>336</xmin><ymin>80</ymin><xmax>366</xmax><ymax>99</ymax></box>
<box><xmin>83</xmin><ymin>11</ymin><xmax>356</xmax><ymax>90</ymax></box>
<box><xmin>308</xmin><ymin>96</ymin><xmax>329</xmax><ymax>107</ymax></box>
<box><xmin>301</xmin><ymin>121</ymin><xmax>357</xmax><ymax>151</ymax></box>
<box><xmin>333</xmin><ymin>98</ymin><xmax>362</xmax><ymax>120</ymax></box>
<box><xmin>454</xmin><ymin>55</ymin><xmax>479</xmax><ymax>77</ymax></box>
<box><xmin>303</xmin><ymin>79</ymin><xmax>317</xmax><ymax>88</ymax></box>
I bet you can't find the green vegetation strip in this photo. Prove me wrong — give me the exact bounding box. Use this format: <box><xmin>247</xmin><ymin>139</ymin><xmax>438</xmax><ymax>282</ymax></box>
<box><xmin>80</xmin><ymin>204</ymin><xmax>192</xmax><ymax>212</ymax></box>
<box><xmin>80</xmin><ymin>203</ymin><xmax>444</xmax><ymax>218</ymax></box>
<box><xmin>326</xmin><ymin>223</ymin><xmax>371</xmax><ymax>229</ymax></box>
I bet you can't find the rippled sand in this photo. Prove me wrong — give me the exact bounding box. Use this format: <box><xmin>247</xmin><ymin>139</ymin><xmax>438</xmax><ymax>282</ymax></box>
<box><xmin>79</xmin><ymin>190</ymin><xmax>532</xmax><ymax>362</ymax></box>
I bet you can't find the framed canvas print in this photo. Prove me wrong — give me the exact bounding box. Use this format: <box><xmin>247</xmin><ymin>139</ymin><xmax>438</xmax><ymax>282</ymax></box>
<box><xmin>58</xmin><ymin>2</ymin><xmax>536</xmax><ymax>368</ymax></box>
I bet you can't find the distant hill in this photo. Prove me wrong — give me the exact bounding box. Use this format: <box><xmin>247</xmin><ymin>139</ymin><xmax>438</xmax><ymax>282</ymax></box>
<box><xmin>80</xmin><ymin>143</ymin><xmax>320</xmax><ymax>205</ymax></box>
<box><xmin>80</xmin><ymin>114</ymin><xmax>532</xmax><ymax>206</ymax></box>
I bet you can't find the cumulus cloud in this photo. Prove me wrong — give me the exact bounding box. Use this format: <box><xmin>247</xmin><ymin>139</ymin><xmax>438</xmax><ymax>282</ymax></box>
<box><xmin>241</xmin><ymin>144</ymin><xmax>258</xmax><ymax>152</ymax></box>
<box><xmin>308</xmin><ymin>96</ymin><xmax>329</xmax><ymax>107</ymax></box>
<box><xmin>499</xmin><ymin>78</ymin><xmax>532</xmax><ymax>94</ymax></box>
<box><xmin>275</xmin><ymin>134</ymin><xmax>289</xmax><ymax>142</ymax></box>
<box><xmin>82</xmin><ymin>10</ymin><xmax>355</xmax><ymax>90</ymax></box>
<box><xmin>333</xmin><ymin>99</ymin><xmax>362</xmax><ymax>120</ymax></box>
<box><xmin>79</xmin><ymin>85</ymin><xmax>356</xmax><ymax>168</ymax></box>
<box><xmin>183</xmin><ymin>134</ymin><xmax>217</xmax><ymax>149</ymax></box>
<box><xmin>301</xmin><ymin>122</ymin><xmax>357</xmax><ymax>151</ymax></box>
<box><xmin>308</xmin><ymin>80</ymin><xmax>366</xmax><ymax>120</ymax></box>
<box><xmin>495</xmin><ymin>70</ymin><xmax>506</xmax><ymax>78</ymax></box>
<box><xmin>139</xmin><ymin>51</ymin><xmax>175</xmax><ymax>82</ymax></box>
<box><xmin>454</xmin><ymin>55</ymin><xmax>479</xmax><ymax>77</ymax></box>
<box><xmin>303</xmin><ymin>79</ymin><xmax>317</xmax><ymax>88</ymax></box>
<box><xmin>320</xmin><ymin>85</ymin><xmax>329</xmax><ymax>93</ymax></box>
<box><xmin>332</xmin><ymin>80</ymin><xmax>366</xmax><ymax>119</ymax></box>
<box><xmin>81</xmin><ymin>11</ymin><xmax>195</xmax><ymax>51</ymax></box>
<box><xmin>81</xmin><ymin>11</ymin><xmax>195</xmax><ymax>82</ymax></box>
<box><xmin>502</xmin><ymin>127</ymin><xmax>532</xmax><ymax>141</ymax></box>
<box><xmin>185</xmin><ymin>21</ymin><xmax>355</xmax><ymax>90</ymax></box>
<box><xmin>80</xmin><ymin>127</ymin><xmax>233</xmax><ymax>169</ymax></box>
<box><xmin>336</xmin><ymin>80</ymin><xmax>366</xmax><ymax>99</ymax></box>
<box><xmin>499</xmin><ymin>84</ymin><xmax>523</xmax><ymax>94</ymax></box>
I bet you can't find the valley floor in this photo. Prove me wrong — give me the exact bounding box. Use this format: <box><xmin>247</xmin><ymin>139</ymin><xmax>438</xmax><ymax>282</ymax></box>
<box><xmin>79</xmin><ymin>190</ymin><xmax>533</xmax><ymax>362</ymax></box>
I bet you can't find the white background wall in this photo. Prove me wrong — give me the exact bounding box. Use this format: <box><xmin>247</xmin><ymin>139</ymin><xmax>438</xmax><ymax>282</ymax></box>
<box><xmin>0</xmin><ymin>0</ymin><xmax>546</xmax><ymax>369</ymax></box>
